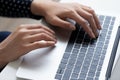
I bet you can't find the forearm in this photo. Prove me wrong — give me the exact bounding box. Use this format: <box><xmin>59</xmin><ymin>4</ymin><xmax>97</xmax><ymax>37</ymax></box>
<box><xmin>0</xmin><ymin>0</ymin><xmax>42</xmax><ymax>19</ymax></box>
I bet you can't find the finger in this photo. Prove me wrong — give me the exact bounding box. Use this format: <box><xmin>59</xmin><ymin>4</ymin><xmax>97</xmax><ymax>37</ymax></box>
<box><xmin>48</xmin><ymin>16</ymin><xmax>76</xmax><ymax>30</ymax></box>
<box><xmin>20</xmin><ymin>24</ymin><xmax>42</xmax><ymax>29</ymax></box>
<box><xmin>39</xmin><ymin>24</ymin><xmax>55</xmax><ymax>34</ymax></box>
<box><xmin>28</xmin><ymin>33</ymin><xmax>57</xmax><ymax>43</ymax></box>
<box><xmin>21</xmin><ymin>24</ymin><xmax>55</xmax><ymax>34</ymax></box>
<box><xmin>28</xmin><ymin>40</ymin><xmax>56</xmax><ymax>50</ymax></box>
<box><xmin>76</xmin><ymin>8</ymin><xmax>99</xmax><ymax>37</ymax></box>
<box><xmin>93</xmin><ymin>14</ymin><xmax>102</xmax><ymax>29</ymax></box>
<box><xmin>82</xmin><ymin>6</ymin><xmax>101</xmax><ymax>29</ymax></box>
<box><xmin>66</xmin><ymin>11</ymin><xmax>95</xmax><ymax>38</ymax></box>
<box><xmin>28</xmin><ymin>28</ymin><xmax>56</xmax><ymax>37</ymax></box>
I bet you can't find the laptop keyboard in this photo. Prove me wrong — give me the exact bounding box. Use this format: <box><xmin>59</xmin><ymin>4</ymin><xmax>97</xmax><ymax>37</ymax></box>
<box><xmin>55</xmin><ymin>15</ymin><xmax>115</xmax><ymax>80</ymax></box>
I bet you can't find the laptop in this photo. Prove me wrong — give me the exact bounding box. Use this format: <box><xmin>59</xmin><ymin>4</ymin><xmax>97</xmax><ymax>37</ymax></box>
<box><xmin>16</xmin><ymin>2</ymin><xmax>120</xmax><ymax>80</ymax></box>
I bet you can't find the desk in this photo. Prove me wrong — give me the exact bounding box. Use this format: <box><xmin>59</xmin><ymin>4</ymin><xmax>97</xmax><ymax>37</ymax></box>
<box><xmin>0</xmin><ymin>0</ymin><xmax>120</xmax><ymax>80</ymax></box>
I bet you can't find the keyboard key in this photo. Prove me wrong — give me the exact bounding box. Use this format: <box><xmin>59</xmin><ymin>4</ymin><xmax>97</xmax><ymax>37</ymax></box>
<box><xmin>62</xmin><ymin>69</ymin><xmax>72</xmax><ymax>80</ymax></box>
<box><xmin>68</xmin><ymin>59</ymin><xmax>76</xmax><ymax>66</ymax></box>
<box><xmin>74</xmin><ymin>43</ymin><xmax>81</xmax><ymax>49</ymax></box>
<box><xmin>72</xmin><ymin>49</ymin><xmax>79</xmax><ymax>54</ymax></box>
<box><xmin>97</xmin><ymin>66</ymin><xmax>102</xmax><ymax>71</ymax></box>
<box><xmin>99</xmin><ymin>15</ymin><xmax>104</xmax><ymax>21</ymax></box>
<box><xmin>71</xmin><ymin>73</ymin><xmax>79</xmax><ymax>79</ymax></box>
<box><xmin>105</xmin><ymin>39</ymin><xmax>109</xmax><ymax>44</ymax></box>
<box><xmin>79</xmin><ymin>72</ymin><xmax>87</xmax><ymax>79</ymax></box>
<box><xmin>59</xmin><ymin>63</ymin><xmax>66</xmax><ymax>69</ymax></box>
<box><xmin>63</xmin><ymin>53</ymin><xmax>70</xmax><ymax>59</ymax></box>
<box><xmin>80</xmin><ymin>47</ymin><xmax>87</xmax><ymax>52</ymax></box>
<box><xmin>97</xmin><ymin>41</ymin><xmax>104</xmax><ymax>47</ymax></box>
<box><xmin>95</xmin><ymin>77</ymin><xmax>99</xmax><ymax>80</ymax></box>
<box><xmin>86</xmin><ymin>77</ymin><xmax>94</xmax><ymax>80</ymax></box>
<box><xmin>61</xmin><ymin>58</ymin><xmax>68</xmax><ymax>64</ymax></box>
<box><xmin>96</xmin><ymin>71</ymin><xmax>100</xmax><ymax>77</ymax></box>
<box><xmin>73</xmin><ymin>65</ymin><xmax>81</xmax><ymax>74</ymax></box>
<box><xmin>55</xmin><ymin>74</ymin><xmax>62</xmax><ymax>80</ymax></box>
<box><xmin>88</xmin><ymin>71</ymin><xmax>95</xmax><ymax>78</ymax></box>
<box><xmin>66</xmin><ymin>64</ymin><xmax>74</xmax><ymax>70</ymax></box>
<box><xmin>57</xmin><ymin>68</ymin><xmax>64</xmax><ymax>74</ymax></box>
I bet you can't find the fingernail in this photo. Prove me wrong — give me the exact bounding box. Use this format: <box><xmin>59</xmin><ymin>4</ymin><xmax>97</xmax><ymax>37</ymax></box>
<box><xmin>98</xmin><ymin>24</ymin><xmax>102</xmax><ymax>30</ymax></box>
<box><xmin>91</xmin><ymin>32</ymin><xmax>96</xmax><ymax>38</ymax></box>
<box><xmin>95</xmin><ymin>30</ymin><xmax>99</xmax><ymax>37</ymax></box>
<box><xmin>50</xmin><ymin>41</ymin><xmax>56</xmax><ymax>44</ymax></box>
<box><xmin>70</xmin><ymin>25</ymin><xmax>76</xmax><ymax>30</ymax></box>
<box><xmin>54</xmin><ymin>40</ymin><xmax>57</xmax><ymax>43</ymax></box>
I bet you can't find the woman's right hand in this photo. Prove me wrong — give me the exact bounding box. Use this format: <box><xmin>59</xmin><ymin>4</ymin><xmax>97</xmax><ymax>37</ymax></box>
<box><xmin>0</xmin><ymin>24</ymin><xmax>56</xmax><ymax>67</ymax></box>
<box><xmin>31</xmin><ymin>0</ymin><xmax>101</xmax><ymax>38</ymax></box>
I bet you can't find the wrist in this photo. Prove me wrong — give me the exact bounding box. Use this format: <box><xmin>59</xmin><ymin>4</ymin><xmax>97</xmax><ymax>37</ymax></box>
<box><xmin>31</xmin><ymin>0</ymin><xmax>45</xmax><ymax>16</ymax></box>
<box><xmin>0</xmin><ymin>48</ymin><xmax>8</xmax><ymax>68</ymax></box>
<box><xmin>31</xmin><ymin>0</ymin><xmax>57</xmax><ymax>17</ymax></box>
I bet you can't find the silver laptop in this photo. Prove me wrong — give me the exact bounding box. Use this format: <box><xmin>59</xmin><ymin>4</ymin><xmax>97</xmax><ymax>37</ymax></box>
<box><xmin>16</xmin><ymin>13</ymin><xmax>120</xmax><ymax>80</ymax></box>
<box><xmin>15</xmin><ymin>0</ymin><xmax>120</xmax><ymax>79</ymax></box>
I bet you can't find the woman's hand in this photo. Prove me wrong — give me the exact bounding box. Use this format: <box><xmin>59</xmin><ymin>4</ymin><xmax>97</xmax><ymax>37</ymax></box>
<box><xmin>0</xmin><ymin>24</ymin><xmax>56</xmax><ymax>67</ymax></box>
<box><xmin>31</xmin><ymin>0</ymin><xmax>101</xmax><ymax>38</ymax></box>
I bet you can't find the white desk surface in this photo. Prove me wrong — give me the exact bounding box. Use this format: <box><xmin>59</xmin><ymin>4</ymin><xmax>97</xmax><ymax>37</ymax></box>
<box><xmin>0</xmin><ymin>0</ymin><xmax>120</xmax><ymax>80</ymax></box>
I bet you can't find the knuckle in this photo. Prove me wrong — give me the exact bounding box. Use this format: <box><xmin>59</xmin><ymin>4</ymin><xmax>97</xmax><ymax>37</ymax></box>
<box><xmin>87</xmin><ymin>14</ymin><xmax>93</xmax><ymax>20</ymax></box>
<box><xmin>22</xmin><ymin>45</ymin><xmax>26</xmax><ymax>49</ymax></box>
<box><xmin>33</xmin><ymin>42</ymin><xmax>42</xmax><ymax>48</ymax></box>
<box><xmin>18</xmin><ymin>29</ymin><xmax>26</xmax><ymax>34</ymax></box>
<box><xmin>40</xmin><ymin>33</ymin><xmax>46</xmax><ymax>38</ymax></box>
<box><xmin>17</xmin><ymin>27</ymin><xmax>28</xmax><ymax>35</ymax></box>
<box><xmin>62</xmin><ymin>23</ymin><xmax>70</xmax><ymax>26</ymax></box>
<box><xmin>63</xmin><ymin>22</ymin><xmax>71</xmax><ymax>27</ymax></box>
<box><xmin>49</xmin><ymin>16</ymin><xmax>57</xmax><ymax>23</ymax></box>
<box><xmin>65</xmin><ymin>8</ymin><xmax>75</xmax><ymax>15</ymax></box>
<box><xmin>88</xmin><ymin>7</ymin><xmax>95</xmax><ymax>14</ymax></box>
<box><xmin>39</xmin><ymin>28</ymin><xmax>44</xmax><ymax>32</ymax></box>
<box><xmin>18</xmin><ymin>25</ymin><xmax>26</xmax><ymax>30</ymax></box>
<box><xmin>18</xmin><ymin>25</ymin><xmax>24</xmax><ymax>30</ymax></box>
<box><xmin>34</xmin><ymin>41</ymin><xmax>47</xmax><ymax>48</ymax></box>
<box><xmin>61</xmin><ymin>22</ymin><xmax>73</xmax><ymax>29</ymax></box>
<box><xmin>69</xmin><ymin>10</ymin><xmax>76</xmax><ymax>15</ymax></box>
<box><xmin>81</xmin><ymin>20</ymin><xmax>88</xmax><ymax>26</ymax></box>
